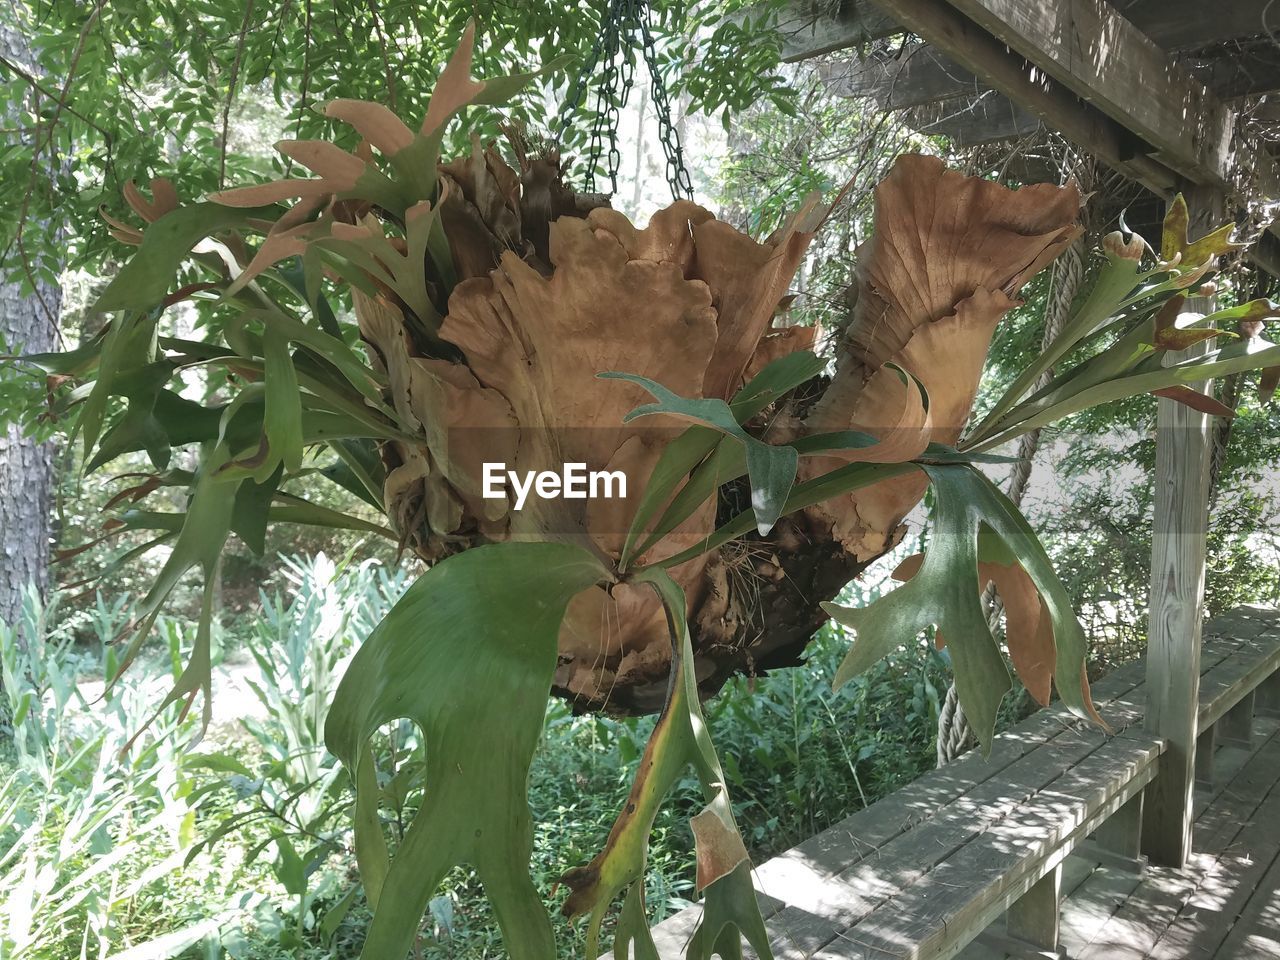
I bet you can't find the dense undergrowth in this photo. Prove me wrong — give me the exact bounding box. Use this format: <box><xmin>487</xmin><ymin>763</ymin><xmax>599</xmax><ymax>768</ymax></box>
<box><xmin>0</xmin><ymin>551</ymin><xmax>952</xmax><ymax>959</ymax></box>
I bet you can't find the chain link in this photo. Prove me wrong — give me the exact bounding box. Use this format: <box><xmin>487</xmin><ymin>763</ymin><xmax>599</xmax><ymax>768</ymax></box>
<box><xmin>556</xmin><ymin>0</ymin><xmax>692</xmax><ymax>201</ymax></box>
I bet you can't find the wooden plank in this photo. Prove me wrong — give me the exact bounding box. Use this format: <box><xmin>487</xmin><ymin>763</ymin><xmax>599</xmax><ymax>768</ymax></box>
<box><xmin>773</xmin><ymin>0</ymin><xmax>1274</xmax><ymax>60</ymax></box>
<box><xmin>1135</xmin><ymin>730</ymin><xmax>1280</xmax><ymax>960</ymax></box>
<box><xmin>1259</xmin><ymin>669</ymin><xmax>1280</xmax><ymax>718</ymax></box>
<box><xmin>775</xmin><ymin>0</ymin><xmax>899</xmax><ymax>61</ymax></box>
<box><xmin>1091</xmin><ymin>790</ymin><xmax>1145</xmax><ymax>863</ymax></box>
<box><xmin>752</xmin><ymin>723</ymin><xmax>1130</xmax><ymax>935</ymax></box>
<box><xmin>1083</xmin><ymin>725</ymin><xmax>1280</xmax><ymax>960</ymax></box>
<box><xmin>1055</xmin><ymin>861</ymin><xmax>1145</xmax><ymax>956</ymax></box>
<box><xmin>1062</xmin><ymin>719</ymin><xmax>1280</xmax><ymax>959</ymax></box>
<box><xmin>1194</xmin><ymin>723</ymin><xmax>1217</xmax><ymax>788</ymax></box>
<box><xmin>1210</xmin><ymin>828</ymin><xmax>1280</xmax><ymax>958</ymax></box>
<box><xmin>957</xmin><ymin>858</ymin><xmax>1096</xmax><ymax>959</ymax></box>
<box><xmin>774</xmin><ymin>659</ymin><xmax>1153</xmax><ymax>881</ymax></box>
<box><xmin>1196</xmin><ymin>635</ymin><xmax>1280</xmax><ymax>728</ymax></box>
<box><xmin>917</xmin><ymin>0</ymin><xmax>1234</xmax><ymax>186</ymax></box>
<box><xmin>1142</xmin><ymin>199</ymin><xmax>1219</xmax><ymax>868</ymax></box>
<box><xmin>812</xmin><ymin>735</ymin><xmax>1164</xmax><ymax>959</ymax></box>
<box><xmin>1192</xmin><ymin>40</ymin><xmax>1280</xmax><ymax>99</ymax></box>
<box><xmin>634</xmin><ymin>617</ymin><xmax>1275</xmax><ymax>958</ymax></box>
<box><xmin>1209</xmin><ymin>605</ymin><xmax>1279</xmax><ymax>640</ymax></box>
<box><xmin>909</xmin><ymin>92</ymin><xmax>1042</xmax><ymax>147</ymax></box>
<box><xmin>776</xmin><ymin>0</ymin><xmax>1276</xmax><ymax>60</ymax></box>
<box><xmin>863</xmin><ymin>0</ymin><xmax>1181</xmax><ymax>194</ymax></box>
<box><xmin>818</xmin><ymin>42</ymin><xmax>986</xmax><ymax>108</ymax></box>
<box><xmin>1113</xmin><ymin>0</ymin><xmax>1276</xmax><ymax>50</ymax></box>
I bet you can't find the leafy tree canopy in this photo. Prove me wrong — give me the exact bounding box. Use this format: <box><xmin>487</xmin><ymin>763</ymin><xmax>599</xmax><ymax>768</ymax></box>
<box><xmin>1</xmin><ymin>0</ymin><xmax>792</xmax><ymax>290</ymax></box>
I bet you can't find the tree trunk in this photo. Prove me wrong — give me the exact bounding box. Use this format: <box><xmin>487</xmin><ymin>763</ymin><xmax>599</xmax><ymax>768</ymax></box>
<box><xmin>0</xmin><ymin>19</ymin><xmax>63</xmax><ymax>634</ymax></box>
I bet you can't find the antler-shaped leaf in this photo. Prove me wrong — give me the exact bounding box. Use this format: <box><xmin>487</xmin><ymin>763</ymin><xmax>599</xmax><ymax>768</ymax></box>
<box><xmin>324</xmin><ymin>542</ymin><xmax>607</xmax><ymax>960</ymax></box>
<box><xmin>823</xmin><ymin>463</ymin><xmax>1099</xmax><ymax>749</ymax></box>
<box><xmin>561</xmin><ymin>567</ymin><xmax>772</xmax><ymax>960</ymax></box>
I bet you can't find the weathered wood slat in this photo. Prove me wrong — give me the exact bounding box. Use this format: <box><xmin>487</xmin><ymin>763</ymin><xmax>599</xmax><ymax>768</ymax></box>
<box><xmin>1112</xmin><ymin>0</ymin><xmax>1276</xmax><ymax>50</ymax></box>
<box><xmin>937</xmin><ymin>0</ymin><xmax>1233</xmax><ymax>187</ymax></box>
<box><xmin>776</xmin><ymin>0</ymin><xmax>900</xmax><ymax>61</ymax></box>
<box><xmin>753</xmin><ymin>724</ymin><xmax>1134</xmax><ymax>931</ymax></box>
<box><xmin>909</xmin><ymin>93</ymin><xmax>1042</xmax><ymax>147</ymax></box>
<box><xmin>997</xmin><ymin>718</ymin><xmax>1280</xmax><ymax>960</ymax></box>
<box><xmin>1083</xmin><ymin>725</ymin><xmax>1280</xmax><ymax>960</ymax></box>
<box><xmin>772</xmin><ymin>650</ymin><xmax>1161</xmax><ymax>878</ymax></box>
<box><xmin>1209</xmin><ymin>837</ymin><xmax>1280</xmax><ymax>958</ymax></box>
<box><xmin>776</xmin><ymin>0</ymin><xmax>1277</xmax><ymax>60</ymax></box>
<box><xmin>817</xmin><ymin>42</ymin><xmax>985</xmax><ymax>107</ymax></box>
<box><xmin>863</xmin><ymin>0</ymin><xmax>1182</xmax><ymax>194</ymax></box>
<box><xmin>813</xmin><ymin>734</ymin><xmax>1164</xmax><ymax>959</ymax></box>
<box><xmin>1197</xmin><ymin>634</ymin><xmax>1280</xmax><ymax>728</ymax></box>
<box><xmin>1001</xmin><ymin>860</ymin><xmax>1062</xmax><ymax>954</ymax></box>
<box><xmin>634</xmin><ymin>611</ymin><xmax>1279</xmax><ymax>960</ymax></box>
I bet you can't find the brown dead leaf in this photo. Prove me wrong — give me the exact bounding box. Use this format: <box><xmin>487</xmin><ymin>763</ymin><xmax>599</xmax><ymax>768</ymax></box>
<box><xmin>323</xmin><ymin>99</ymin><xmax>414</xmax><ymax>156</ymax></box>
<box><xmin>691</xmin><ymin>796</ymin><xmax>749</xmax><ymax>892</ymax></box>
<box><xmin>1151</xmin><ymin>386</ymin><xmax>1235</xmax><ymax>417</ymax></box>
<box><xmin>839</xmin><ymin>154</ymin><xmax>1081</xmax><ymax>384</ymax></box>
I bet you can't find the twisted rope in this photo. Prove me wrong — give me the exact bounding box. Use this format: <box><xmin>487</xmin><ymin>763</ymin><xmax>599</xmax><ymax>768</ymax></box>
<box><xmin>936</xmin><ymin>231</ymin><xmax>1088</xmax><ymax>765</ymax></box>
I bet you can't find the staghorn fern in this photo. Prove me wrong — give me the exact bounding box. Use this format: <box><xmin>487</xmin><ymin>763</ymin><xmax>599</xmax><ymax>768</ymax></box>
<box><xmin>7</xmin><ymin>20</ymin><xmax>1280</xmax><ymax>960</ymax></box>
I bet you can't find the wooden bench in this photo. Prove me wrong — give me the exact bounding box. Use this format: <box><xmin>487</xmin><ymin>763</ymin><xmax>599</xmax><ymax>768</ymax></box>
<box><xmin>623</xmin><ymin>606</ymin><xmax>1280</xmax><ymax>960</ymax></box>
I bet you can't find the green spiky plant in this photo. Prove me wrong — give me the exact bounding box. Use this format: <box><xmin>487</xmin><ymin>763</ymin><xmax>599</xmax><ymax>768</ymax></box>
<box><xmin>7</xmin><ymin>22</ymin><xmax>1280</xmax><ymax>960</ymax></box>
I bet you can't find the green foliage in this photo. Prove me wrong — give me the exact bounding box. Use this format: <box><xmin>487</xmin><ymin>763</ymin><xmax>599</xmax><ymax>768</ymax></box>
<box><xmin>2</xmin><ymin>0</ymin><xmax>796</xmax><ymax>288</ymax></box>
<box><xmin>0</xmin><ymin>553</ymin><xmax>986</xmax><ymax>960</ymax></box>
<box><xmin>325</xmin><ymin>542</ymin><xmax>608</xmax><ymax>959</ymax></box>
<box><xmin>825</xmin><ymin>464</ymin><xmax>1095</xmax><ymax>750</ymax></box>
<box><xmin>8</xmin><ymin>7</ymin><xmax>1279</xmax><ymax>952</ymax></box>
<box><xmin>0</xmin><ymin>590</ymin><xmax>207</xmax><ymax>959</ymax></box>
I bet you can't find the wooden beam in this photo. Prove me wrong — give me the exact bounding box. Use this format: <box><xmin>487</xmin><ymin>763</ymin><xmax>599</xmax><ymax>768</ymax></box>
<box><xmin>910</xmin><ymin>91</ymin><xmax>1042</xmax><ymax>146</ymax></box>
<box><xmin>1141</xmin><ymin>186</ymin><xmax>1221</xmax><ymax>869</ymax></box>
<box><xmin>1004</xmin><ymin>861</ymin><xmax>1062</xmax><ymax>957</ymax></box>
<box><xmin>1194</xmin><ymin>722</ymin><xmax>1217</xmax><ymax>787</ymax></box>
<box><xmin>1192</xmin><ymin>41</ymin><xmax>1280</xmax><ymax>99</ymax></box>
<box><xmin>863</xmin><ymin>0</ymin><xmax>1181</xmax><ymax>193</ymax></box>
<box><xmin>786</xmin><ymin>0</ymin><xmax>1280</xmax><ymax>200</ymax></box>
<box><xmin>817</xmin><ymin>42</ymin><xmax>987</xmax><ymax>108</ymax></box>
<box><xmin>1092</xmin><ymin>790</ymin><xmax>1146</xmax><ymax>866</ymax></box>
<box><xmin>776</xmin><ymin>0</ymin><xmax>898</xmax><ymax>61</ymax></box>
<box><xmin>778</xmin><ymin>0</ymin><xmax>1276</xmax><ymax>62</ymax></box>
<box><xmin>1220</xmin><ymin>689</ymin><xmax>1257</xmax><ymax>746</ymax></box>
<box><xmin>937</xmin><ymin>0</ymin><xmax>1234</xmax><ymax>187</ymax></box>
<box><xmin>1112</xmin><ymin>0</ymin><xmax>1276</xmax><ymax>51</ymax></box>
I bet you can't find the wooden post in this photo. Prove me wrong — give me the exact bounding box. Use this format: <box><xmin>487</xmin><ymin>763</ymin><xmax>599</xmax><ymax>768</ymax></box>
<box><xmin>1091</xmin><ymin>791</ymin><xmax>1147</xmax><ymax>871</ymax></box>
<box><xmin>1259</xmin><ymin>671</ymin><xmax>1280</xmax><ymax>717</ymax></box>
<box><xmin>1195</xmin><ymin>723</ymin><xmax>1216</xmax><ymax>788</ymax></box>
<box><xmin>1221</xmin><ymin>690</ymin><xmax>1256</xmax><ymax>747</ymax></box>
<box><xmin>1009</xmin><ymin>864</ymin><xmax>1063</xmax><ymax>956</ymax></box>
<box><xmin>1141</xmin><ymin>186</ymin><xmax>1221</xmax><ymax>869</ymax></box>
<box><xmin>979</xmin><ymin>863</ymin><xmax>1065</xmax><ymax>960</ymax></box>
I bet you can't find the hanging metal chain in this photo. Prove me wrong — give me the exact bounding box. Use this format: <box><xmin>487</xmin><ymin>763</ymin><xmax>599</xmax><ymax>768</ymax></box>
<box><xmin>636</xmin><ymin>6</ymin><xmax>693</xmax><ymax>200</ymax></box>
<box><xmin>556</xmin><ymin>0</ymin><xmax>692</xmax><ymax>200</ymax></box>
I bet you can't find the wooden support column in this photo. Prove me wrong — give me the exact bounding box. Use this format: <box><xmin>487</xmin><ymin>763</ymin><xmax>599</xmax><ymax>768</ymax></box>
<box><xmin>1221</xmin><ymin>690</ymin><xmax>1256</xmax><ymax>747</ymax></box>
<box><xmin>1259</xmin><ymin>671</ymin><xmax>1280</xmax><ymax>717</ymax></box>
<box><xmin>1141</xmin><ymin>186</ymin><xmax>1222</xmax><ymax>869</ymax></box>
<box><xmin>1195</xmin><ymin>724</ymin><xmax>1217</xmax><ymax>788</ymax></box>
<box><xmin>1089</xmin><ymin>791</ymin><xmax>1147</xmax><ymax>872</ymax></box>
<box><xmin>979</xmin><ymin>863</ymin><xmax>1065</xmax><ymax>960</ymax></box>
